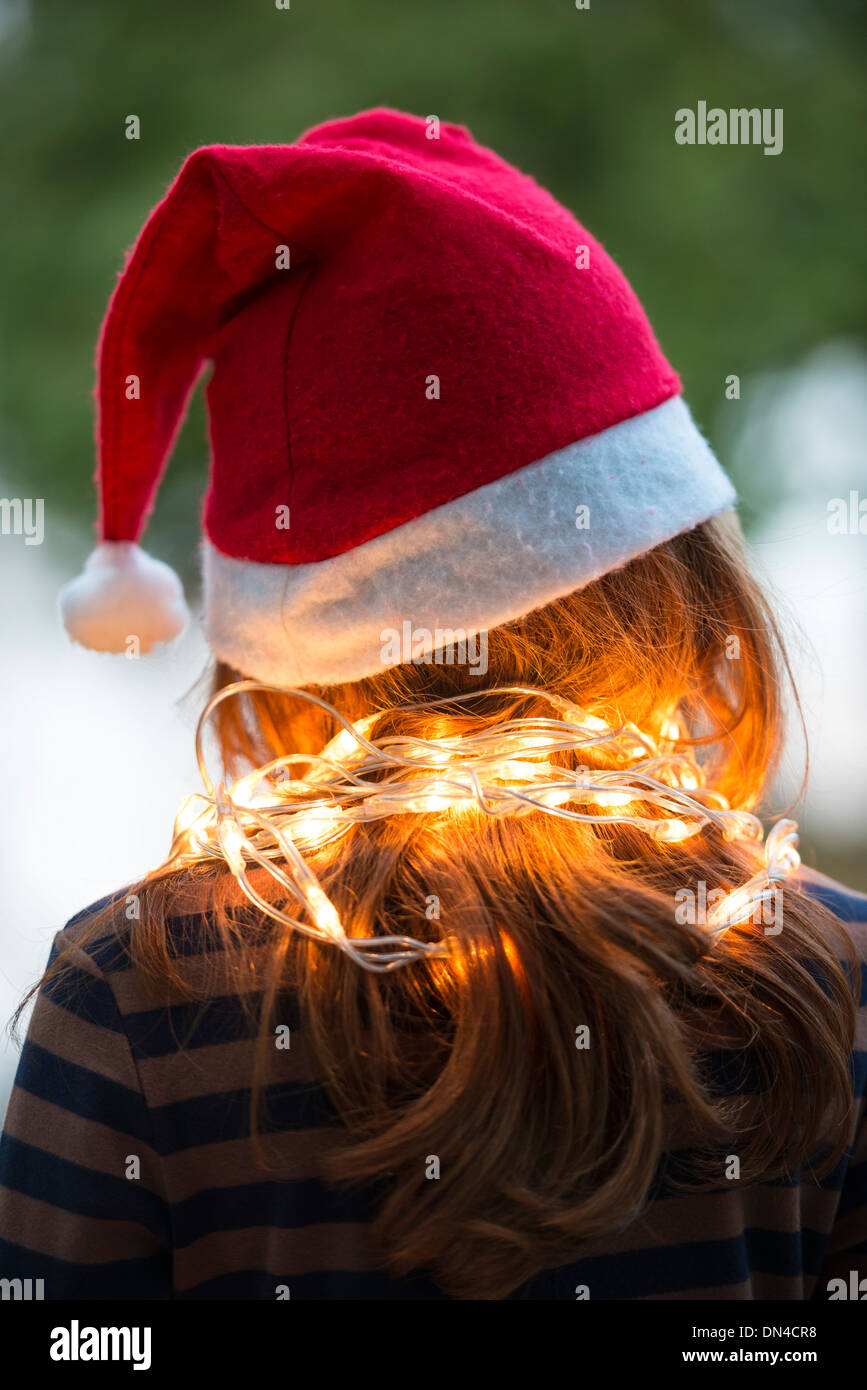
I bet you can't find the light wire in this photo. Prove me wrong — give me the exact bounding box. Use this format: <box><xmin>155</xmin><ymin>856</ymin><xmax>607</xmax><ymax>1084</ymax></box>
<box><xmin>164</xmin><ymin>681</ymin><xmax>801</xmax><ymax>972</ymax></box>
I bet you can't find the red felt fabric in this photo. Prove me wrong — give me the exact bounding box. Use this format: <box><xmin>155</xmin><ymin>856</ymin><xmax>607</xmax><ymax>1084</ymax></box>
<box><xmin>95</xmin><ymin>108</ymin><xmax>680</xmax><ymax>563</ymax></box>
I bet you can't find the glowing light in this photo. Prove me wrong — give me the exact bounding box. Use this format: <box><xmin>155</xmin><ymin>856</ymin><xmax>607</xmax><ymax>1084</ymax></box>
<box><xmin>563</xmin><ymin>705</ymin><xmax>608</xmax><ymax>733</ymax></box>
<box><xmin>289</xmin><ymin>808</ymin><xmax>340</xmax><ymax>844</ymax></box>
<box><xmin>404</xmin><ymin>779</ymin><xmax>466</xmax><ymax>813</ymax></box>
<box><xmin>707</xmin><ymin>885</ymin><xmax>758</xmax><ymax>930</ymax></box>
<box><xmin>653</xmin><ymin>818</ymin><xmax>697</xmax><ymax>843</ymax></box>
<box><xmin>231</xmin><ymin>780</ymin><xmax>276</xmax><ymax>810</ymax></box>
<box><xmin>590</xmin><ymin>790</ymin><xmax>635</xmax><ymax>808</ymax></box>
<box><xmin>173</xmin><ymin>793</ymin><xmax>211</xmax><ymax>835</ymax></box>
<box><xmin>218</xmin><ymin>821</ymin><xmax>247</xmax><ymax>873</ymax></box>
<box><xmin>494</xmin><ymin>759</ymin><xmax>553</xmax><ymax>780</ymax></box>
<box><xmin>412</xmin><ymin>794</ymin><xmax>452</xmax><ymax>813</ymax></box>
<box><xmin>321</xmin><ymin>714</ymin><xmax>378</xmax><ymax>764</ymax></box>
<box><xmin>535</xmin><ymin>786</ymin><xmax>574</xmax><ymax>808</ymax></box>
<box><xmin>427</xmin><ymin>747</ymin><xmax>452</xmax><ymax>766</ymax></box>
<box><xmin>305</xmin><ymin>884</ymin><xmax>343</xmax><ymax>940</ymax></box>
<box><xmin>168</xmin><ymin>679</ymin><xmax>801</xmax><ymax>971</ymax></box>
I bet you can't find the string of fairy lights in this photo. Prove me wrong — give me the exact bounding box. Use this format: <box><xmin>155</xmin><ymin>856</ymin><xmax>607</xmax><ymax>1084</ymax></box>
<box><xmin>165</xmin><ymin>681</ymin><xmax>801</xmax><ymax>973</ymax></box>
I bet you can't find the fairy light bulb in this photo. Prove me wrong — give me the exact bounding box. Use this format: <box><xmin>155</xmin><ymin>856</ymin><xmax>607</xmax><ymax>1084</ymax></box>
<box><xmin>321</xmin><ymin>713</ymin><xmax>379</xmax><ymax>763</ymax></box>
<box><xmin>403</xmin><ymin>779</ymin><xmax>465</xmax><ymax>813</ymax></box>
<box><xmin>231</xmin><ymin>780</ymin><xmax>275</xmax><ymax>810</ymax></box>
<box><xmin>305</xmin><ymin>884</ymin><xmax>343</xmax><ymax>940</ymax></box>
<box><xmin>653</xmin><ymin>818</ymin><xmax>697</xmax><ymax>843</ymax></box>
<box><xmin>290</xmin><ymin>808</ymin><xmax>340</xmax><ymax>845</ymax></box>
<box><xmin>562</xmin><ymin>705</ymin><xmax>609</xmax><ymax>733</ymax></box>
<box><xmin>494</xmin><ymin>758</ymin><xmax>553</xmax><ymax>780</ymax></box>
<box><xmin>218</xmin><ymin>821</ymin><xmax>247</xmax><ymax>874</ymax></box>
<box><xmin>514</xmin><ymin>734</ymin><xmax>558</xmax><ymax>752</ymax></box>
<box><xmin>419</xmin><ymin>738</ymin><xmax>464</xmax><ymax>764</ymax></box>
<box><xmin>707</xmin><ymin>885</ymin><xmax>759</xmax><ymax>931</ymax></box>
<box><xmin>535</xmin><ymin>786</ymin><xmax>573</xmax><ymax>808</ymax></box>
<box><xmin>173</xmin><ymin>793</ymin><xmax>211</xmax><ymax>836</ymax></box>
<box><xmin>590</xmin><ymin>790</ymin><xmax>634</xmax><ymax>808</ymax></box>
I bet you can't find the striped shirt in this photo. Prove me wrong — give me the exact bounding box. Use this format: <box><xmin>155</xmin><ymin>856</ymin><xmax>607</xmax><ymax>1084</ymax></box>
<box><xmin>1</xmin><ymin>868</ymin><xmax>866</xmax><ymax>1301</ymax></box>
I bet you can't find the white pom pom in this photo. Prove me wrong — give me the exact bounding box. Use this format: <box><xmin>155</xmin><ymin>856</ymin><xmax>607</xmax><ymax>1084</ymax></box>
<box><xmin>59</xmin><ymin>541</ymin><xmax>190</xmax><ymax>654</ymax></box>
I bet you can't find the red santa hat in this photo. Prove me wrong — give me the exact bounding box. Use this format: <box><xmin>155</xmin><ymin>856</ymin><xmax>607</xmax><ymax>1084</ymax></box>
<box><xmin>59</xmin><ymin>107</ymin><xmax>736</xmax><ymax>686</ymax></box>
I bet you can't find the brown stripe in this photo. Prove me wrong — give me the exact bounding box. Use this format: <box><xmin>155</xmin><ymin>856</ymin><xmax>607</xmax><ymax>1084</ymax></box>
<box><xmin>160</xmin><ymin>1126</ymin><xmax>347</xmax><ymax>1203</ymax></box>
<box><xmin>569</xmin><ymin>1186</ymin><xmax>801</xmax><ymax>1263</ymax></box>
<box><xmin>138</xmin><ymin>1032</ymin><xmax>321</xmax><ymax>1103</ymax></box>
<box><xmin>26</xmin><ymin>995</ymin><xmax>136</xmax><ymax>1089</ymax></box>
<box><xmin>2</xmin><ymin>1089</ymin><xmax>164</xmax><ymax>1193</ymax></box>
<box><xmin>109</xmin><ymin>949</ymin><xmax>271</xmax><ymax>1013</ymax></box>
<box><xmin>173</xmin><ymin>1221</ymin><xmax>380</xmax><ymax>1290</ymax></box>
<box><xmin>0</xmin><ymin>1190</ymin><xmax>163</xmax><ymax>1266</ymax></box>
<box><xmin>821</xmin><ymin>1203</ymin><xmax>867</xmax><ymax>1257</ymax></box>
<box><xmin>796</xmin><ymin>1180</ymin><xmax>846</xmax><ymax>1238</ymax></box>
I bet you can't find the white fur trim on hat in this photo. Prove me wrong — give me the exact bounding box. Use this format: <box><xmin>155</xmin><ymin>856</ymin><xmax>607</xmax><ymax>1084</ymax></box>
<box><xmin>59</xmin><ymin>540</ymin><xmax>190</xmax><ymax>654</ymax></box>
<box><xmin>203</xmin><ymin>396</ymin><xmax>737</xmax><ymax>687</ymax></box>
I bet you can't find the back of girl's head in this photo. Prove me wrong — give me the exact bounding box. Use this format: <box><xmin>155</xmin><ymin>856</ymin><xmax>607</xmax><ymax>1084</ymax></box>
<box><xmin>120</xmin><ymin>512</ymin><xmax>857</xmax><ymax>1299</ymax></box>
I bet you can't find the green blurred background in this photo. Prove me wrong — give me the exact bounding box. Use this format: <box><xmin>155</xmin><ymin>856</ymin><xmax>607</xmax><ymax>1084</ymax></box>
<box><xmin>0</xmin><ymin>0</ymin><xmax>865</xmax><ymax>892</ymax></box>
<box><xmin>2</xmin><ymin>0</ymin><xmax>865</xmax><ymax>564</ymax></box>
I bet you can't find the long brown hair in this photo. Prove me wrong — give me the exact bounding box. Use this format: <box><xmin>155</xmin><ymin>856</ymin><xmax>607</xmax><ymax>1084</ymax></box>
<box><xmin>30</xmin><ymin>513</ymin><xmax>858</xmax><ymax>1298</ymax></box>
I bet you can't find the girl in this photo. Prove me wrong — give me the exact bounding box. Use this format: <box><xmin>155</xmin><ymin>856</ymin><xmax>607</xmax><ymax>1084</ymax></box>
<box><xmin>1</xmin><ymin>108</ymin><xmax>865</xmax><ymax>1301</ymax></box>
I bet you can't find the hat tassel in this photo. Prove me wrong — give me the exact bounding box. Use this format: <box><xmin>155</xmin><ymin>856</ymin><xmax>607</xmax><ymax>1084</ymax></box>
<box><xmin>59</xmin><ymin>541</ymin><xmax>190</xmax><ymax>655</ymax></box>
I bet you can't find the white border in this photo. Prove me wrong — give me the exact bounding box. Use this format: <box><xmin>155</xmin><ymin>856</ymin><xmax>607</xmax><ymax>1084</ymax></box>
<box><xmin>202</xmin><ymin>396</ymin><xmax>736</xmax><ymax>686</ymax></box>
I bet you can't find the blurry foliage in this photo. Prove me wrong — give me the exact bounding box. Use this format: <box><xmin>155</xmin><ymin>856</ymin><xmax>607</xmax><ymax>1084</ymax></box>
<box><xmin>0</xmin><ymin>0</ymin><xmax>865</xmax><ymax>579</ymax></box>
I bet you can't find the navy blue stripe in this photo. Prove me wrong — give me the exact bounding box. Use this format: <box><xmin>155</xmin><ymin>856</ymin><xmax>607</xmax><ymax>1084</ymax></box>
<box><xmin>515</xmin><ymin>1225</ymin><xmax>828</xmax><ymax>1300</ymax></box>
<box><xmin>801</xmin><ymin>879</ymin><xmax>867</xmax><ymax>926</ymax></box>
<box><xmin>0</xmin><ymin>1135</ymin><xmax>169</xmax><ymax>1244</ymax></box>
<box><xmin>174</xmin><ymin>1266</ymin><xmax>447</xmax><ymax>1300</ymax></box>
<box><xmin>12</xmin><ymin>1042</ymin><xmax>152</xmax><ymax>1145</ymax></box>
<box><xmin>41</xmin><ymin>963</ymin><xmax>126</xmax><ymax>1033</ymax></box>
<box><xmin>122</xmin><ymin>995</ymin><xmax>267</xmax><ymax>1057</ymax></box>
<box><xmin>649</xmin><ymin>1146</ymin><xmax>849</xmax><ymax>1200</ymax></box>
<box><xmin>63</xmin><ymin>901</ymin><xmax>277</xmax><ymax>968</ymax></box>
<box><xmin>173</xmin><ymin>1228</ymin><xmax>829</xmax><ymax>1301</ymax></box>
<box><xmin>837</xmin><ymin>1157</ymin><xmax>867</xmax><ymax>1219</ymax></box>
<box><xmin>64</xmin><ymin>890</ymin><xmax>130</xmax><ymax>932</ymax></box>
<box><xmin>0</xmin><ymin>1238</ymin><xmax>171</xmax><ymax>1300</ymax></box>
<box><xmin>172</xmin><ymin>1179</ymin><xmax>374</xmax><ymax>1247</ymax></box>
<box><xmin>148</xmin><ymin>1081</ymin><xmax>338</xmax><ymax>1154</ymax></box>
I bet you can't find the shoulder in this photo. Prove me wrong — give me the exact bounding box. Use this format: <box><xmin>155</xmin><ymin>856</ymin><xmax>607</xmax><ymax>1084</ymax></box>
<box><xmin>53</xmin><ymin>887</ymin><xmax>138</xmax><ymax>979</ymax></box>
<box><xmin>57</xmin><ymin>877</ymin><xmax>219</xmax><ymax>975</ymax></box>
<box><xmin>797</xmin><ymin>866</ymin><xmax>867</xmax><ymax>967</ymax></box>
<box><xmin>53</xmin><ymin>875</ymin><xmax>248</xmax><ymax>1020</ymax></box>
<box><xmin>798</xmin><ymin>865</ymin><xmax>867</xmax><ymax>925</ymax></box>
